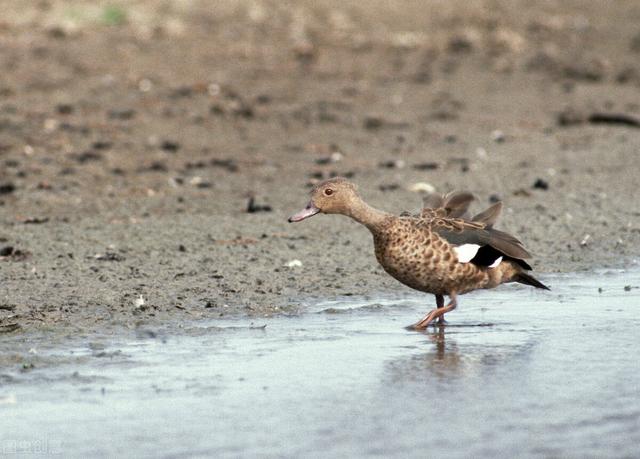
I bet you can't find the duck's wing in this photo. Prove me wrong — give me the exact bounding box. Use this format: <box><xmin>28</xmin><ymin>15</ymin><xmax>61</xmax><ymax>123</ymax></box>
<box><xmin>471</xmin><ymin>201</ymin><xmax>503</xmax><ymax>228</ymax></box>
<box><xmin>421</xmin><ymin>191</ymin><xmax>474</xmax><ymax>218</ymax></box>
<box><xmin>431</xmin><ymin>217</ymin><xmax>532</xmax><ymax>269</ymax></box>
<box><xmin>442</xmin><ymin>191</ymin><xmax>475</xmax><ymax>218</ymax></box>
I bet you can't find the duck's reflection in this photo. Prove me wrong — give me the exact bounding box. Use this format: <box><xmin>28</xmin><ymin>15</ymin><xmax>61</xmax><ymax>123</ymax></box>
<box><xmin>422</xmin><ymin>325</ymin><xmax>448</xmax><ymax>360</ymax></box>
<box><xmin>385</xmin><ymin>325</ymin><xmax>464</xmax><ymax>383</ymax></box>
<box><xmin>385</xmin><ymin>323</ymin><xmax>536</xmax><ymax>385</ymax></box>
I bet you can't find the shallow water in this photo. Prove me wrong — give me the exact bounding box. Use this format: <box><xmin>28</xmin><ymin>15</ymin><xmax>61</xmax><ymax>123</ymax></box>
<box><xmin>1</xmin><ymin>270</ymin><xmax>640</xmax><ymax>458</ymax></box>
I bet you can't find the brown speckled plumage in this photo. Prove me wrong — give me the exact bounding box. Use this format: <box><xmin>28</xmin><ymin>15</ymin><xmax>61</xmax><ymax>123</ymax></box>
<box><xmin>289</xmin><ymin>178</ymin><xmax>549</xmax><ymax>328</ymax></box>
<box><xmin>373</xmin><ymin>215</ymin><xmax>516</xmax><ymax>296</ymax></box>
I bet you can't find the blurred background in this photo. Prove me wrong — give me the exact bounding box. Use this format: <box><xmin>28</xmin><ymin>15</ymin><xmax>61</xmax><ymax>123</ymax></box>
<box><xmin>1</xmin><ymin>0</ymin><xmax>639</xmax><ymax>216</ymax></box>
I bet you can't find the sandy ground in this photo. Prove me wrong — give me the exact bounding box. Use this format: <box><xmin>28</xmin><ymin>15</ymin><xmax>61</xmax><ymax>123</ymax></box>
<box><xmin>1</xmin><ymin>0</ymin><xmax>639</xmax><ymax>333</ymax></box>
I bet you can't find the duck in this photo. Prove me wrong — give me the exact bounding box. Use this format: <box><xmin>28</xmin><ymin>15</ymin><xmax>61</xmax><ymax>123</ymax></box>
<box><xmin>288</xmin><ymin>177</ymin><xmax>549</xmax><ymax>329</ymax></box>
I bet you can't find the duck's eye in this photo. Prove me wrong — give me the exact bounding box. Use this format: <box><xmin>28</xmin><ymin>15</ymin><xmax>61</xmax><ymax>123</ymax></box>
<box><xmin>324</xmin><ymin>188</ymin><xmax>334</xmax><ymax>196</ymax></box>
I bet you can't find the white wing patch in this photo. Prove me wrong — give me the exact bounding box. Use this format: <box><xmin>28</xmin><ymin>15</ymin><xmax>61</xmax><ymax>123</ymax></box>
<box><xmin>453</xmin><ymin>244</ymin><xmax>481</xmax><ymax>263</ymax></box>
<box><xmin>488</xmin><ymin>256</ymin><xmax>503</xmax><ymax>268</ymax></box>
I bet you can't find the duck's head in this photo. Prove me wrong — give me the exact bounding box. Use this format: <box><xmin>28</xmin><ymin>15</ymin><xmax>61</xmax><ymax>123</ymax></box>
<box><xmin>288</xmin><ymin>177</ymin><xmax>359</xmax><ymax>222</ymax></box>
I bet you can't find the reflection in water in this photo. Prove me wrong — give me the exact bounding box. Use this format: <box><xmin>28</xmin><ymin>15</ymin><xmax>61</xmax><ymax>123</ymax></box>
<box><xmin>385</xmin><ymin>322</ymin><xmax>538</xmax><ymax>385</ymax></box>
<box><xmin>385</xmin><ymin>326</ymin><xmax>463</xmax><ymax>382</ymax></box>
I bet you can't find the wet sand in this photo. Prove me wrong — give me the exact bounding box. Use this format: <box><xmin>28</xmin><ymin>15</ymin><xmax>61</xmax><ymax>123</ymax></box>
<box><xmin>1</xmin><ymin>0</ymin><xmax>640</xmax><ymax>334</ymax></box>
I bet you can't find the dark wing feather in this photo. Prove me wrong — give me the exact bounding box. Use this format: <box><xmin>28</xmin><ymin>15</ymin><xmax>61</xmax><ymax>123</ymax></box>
<box><xmin>471</xmin><ymin>202</ymin><xmax>502</xmax><ymax>228</ymax></box>
<box><xmin>472</xmin><ymin>245</ymin><xmax>533</xmax><ymax>270</ymax></box>
<box><xmin>432</xmin><ymin>218</ymin><xmax>531</xmax><ymax>261</ymax></box>
<box><xmin>421</xmin><ymin>192</ymin><xmax>532</xmax><ymax>266</ymax></box>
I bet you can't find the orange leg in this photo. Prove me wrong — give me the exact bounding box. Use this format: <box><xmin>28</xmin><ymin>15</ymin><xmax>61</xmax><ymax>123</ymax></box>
<box><xmin>410</xmin><ymin>293</ymin><xmax>457</xmax><ymax>330</ymax></box>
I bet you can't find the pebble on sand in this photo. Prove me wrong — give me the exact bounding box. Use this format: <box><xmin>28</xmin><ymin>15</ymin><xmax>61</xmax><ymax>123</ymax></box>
<box><xmin>491</xmin><ymin>130</ymin><xmax>506</xmax><ymax>142</ymax></box>
<box><xmin>533</xmin><ymin>178</ymin><xmax>549</xmax><ymax>190</ymax></box>
<box><xmin>409</xmin><ymin>182</ymin><xmax>436</xmax><ymax>194</ymax></box>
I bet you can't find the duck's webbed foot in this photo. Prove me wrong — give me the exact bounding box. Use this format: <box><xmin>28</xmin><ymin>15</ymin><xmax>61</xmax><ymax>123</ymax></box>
<box><xmin>407</xmin><ymin>293</ymin><xmax>457</xmax><ymax>330</ymax></box>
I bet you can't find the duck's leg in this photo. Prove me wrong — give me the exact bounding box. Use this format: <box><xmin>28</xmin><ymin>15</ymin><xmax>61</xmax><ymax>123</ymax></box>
<box><xmin>411</xmin><ymin>293</ymin><xmax>457</xmax><ymax>329</ymax></box>
<box><xmin>435</xmin><ymin>294</ymin><xmax>446</xmax><ymax>325</ymax></box>
<box><xmin>407</xmin><ymin>295</ymin><xmax>441</xmax><ymax>330</ymax></box>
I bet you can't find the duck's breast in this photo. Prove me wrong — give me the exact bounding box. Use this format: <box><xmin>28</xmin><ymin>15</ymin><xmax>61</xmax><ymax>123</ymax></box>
<box><xmin>373</xmin><ymin>220</ymin><xmax>442</xmax><ymax>293</ymax></box>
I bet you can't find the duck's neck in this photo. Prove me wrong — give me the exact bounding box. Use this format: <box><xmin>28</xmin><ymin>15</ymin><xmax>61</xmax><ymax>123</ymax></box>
<box><xmin>346</xmin><ymin>197</ymin><xmax>389</xmax><ymax>233</ymax></box>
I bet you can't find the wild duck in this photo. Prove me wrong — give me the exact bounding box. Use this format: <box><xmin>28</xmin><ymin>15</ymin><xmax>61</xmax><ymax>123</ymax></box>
<box><xmin>288</xmin><ymin>177</ymin><xmax>548</xmax><ymax>329</ymax></box>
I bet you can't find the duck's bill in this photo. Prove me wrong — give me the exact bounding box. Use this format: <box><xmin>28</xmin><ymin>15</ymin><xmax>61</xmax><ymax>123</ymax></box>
<box><xmin>288</xmin><ymin>202</ymin><xmax>320</xmax><ymax>222</ymax></box>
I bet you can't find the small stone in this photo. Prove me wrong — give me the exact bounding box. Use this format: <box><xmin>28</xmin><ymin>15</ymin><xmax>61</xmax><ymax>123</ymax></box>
<box><xmin>379</xmin><ymin>183</ymin><xmax>399</xmax><ymax>192</ymax></box>
<box><xmin>315</xmin><ymin>152</ymin><xmax>343</xmax><ymax>165</ymax></box>
<box><xmin>246</xmin><ymin>197</ymin><xmax>272</xmax><ymax>213</ymax></box>
<box><xmin>43</xmin><ymin>118</ymin><xmax>59</xmax><ymax>132</ymax></box>
<box><xmin>255</xmin><ymin>94</ymin><xmax>271</xmax><ymax>104</ymax></box>
<box><xmin>210</xmin><ymin>158</ymin><xmax>238</xmax><ymax>172</ymax></box>
<box><xmin>616</xmin><ymin>67</ymin><xmax>639</xmax><ymax>84</ymax></box>
<box><xmin>210</xmin><ymin>104</ymin><xmax>225</xmax><ymax>115</ymax></box>
<box><xmin>409</xmin><ymin>182</ymin><xmax>436</xmax><ymax>194</ymax></box>
<box><xmin>533</xmin><ymin>178</ymin><xmax>549</xmax><ymax>190</ymax></box>
<box><xmin>364</xmin><ymin>116</ymin><xmax>384</xmax><ymax>130</ymax></box>
<box><xmin>330</xmin><ymin>152</ymin><xmax>343</xmax><ymax>163</ymax></box>
<box><xmin>230</xmin><ymin>100</ymin><xmax>254</xmax><ymax>118</ymax></box>
<box><xmin>379</xmin><ymin>159</ymin><xmax>405</xmax><ymax>169</ymax></box>
<box><xmin>56</xmin><ymin>104</ymin><xmax>74</xmax><ymax>115</ymax></box>
<box><xmin>108</xmin><ymin>108</ymin><xmax>136</xmax><ymax>120</ymax></box>
<box><xmin>161</xmin><ymin>140</ymin><xmax>180</xmax><ymax>153</ymax></box>
<box><xmin>491</xmin><ymin>130</ymin><xmax>506</xmax><ymax>142</ymax></box>
<box><xmin>138</xmin><ymin>79</ymin><xmax>153</xmax><ymax>92</ymax></box>
<box><xmin>0</xmin><ymin>246</ymin><xmax>29</xmax><ymax>261</ymax></box>
<box><xmin>0</xmin><ymin>183</ymin><xmax>15</xmax><ymax>195</ymax></box>
<box><xmin>20</xmin><ymin>216</ymin><xmax>49</xmax><ymax>224</ymax></box>
<box><xmin>513</xmin><ymin>188</ymin><xmax>531</xmax><ymax>197</ymax></box>
<box><xmin>93</xmin><ymin>251</ymin><xmax>125</xmax><ymax>262</ymax></box>
<box><xmin>412</xmin><ymin>162</ymin><xmax>438</xmax><ymax>171</ymax></box>
<box><xmin>286</xmin><ymin>259</ymin><xmax>303</xmax><ymax>268</ymax></box>
<box><xmin>580</xmin><ymin>234</ymin><xmax>591</xmax><ymax>247</ymax></box>
<box><xmin>92</xmin><ymin>141</ymin><xmax>112</xmax><ymax>150</ymax></box>
<box><xmin>145</xmin><ymin>161</ymin><xmax>168</xmax><ymax>172</ymax></box>
<box><xmin>71</xmin><ymin>151</ymin><xmax>102</xmax><ymax>164</ymax></box>
<box><xmin>448</xmin><ymin>35</ymin><xmax>474</xmax><ymax>53</ymax></box>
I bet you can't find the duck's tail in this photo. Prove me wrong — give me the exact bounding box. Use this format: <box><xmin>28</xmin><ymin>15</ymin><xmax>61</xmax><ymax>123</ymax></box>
<box><xmin>514</xmin><ymin>272</ymin><xmax>550</xmax><ymax>290</ymax></box>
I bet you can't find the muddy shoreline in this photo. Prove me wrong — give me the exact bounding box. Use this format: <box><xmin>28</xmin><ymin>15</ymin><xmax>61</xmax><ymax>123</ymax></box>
<box><xmin>1</xmin><ymin>1</ymin><xmax>640</xmax><ymax>334</ymax></box>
